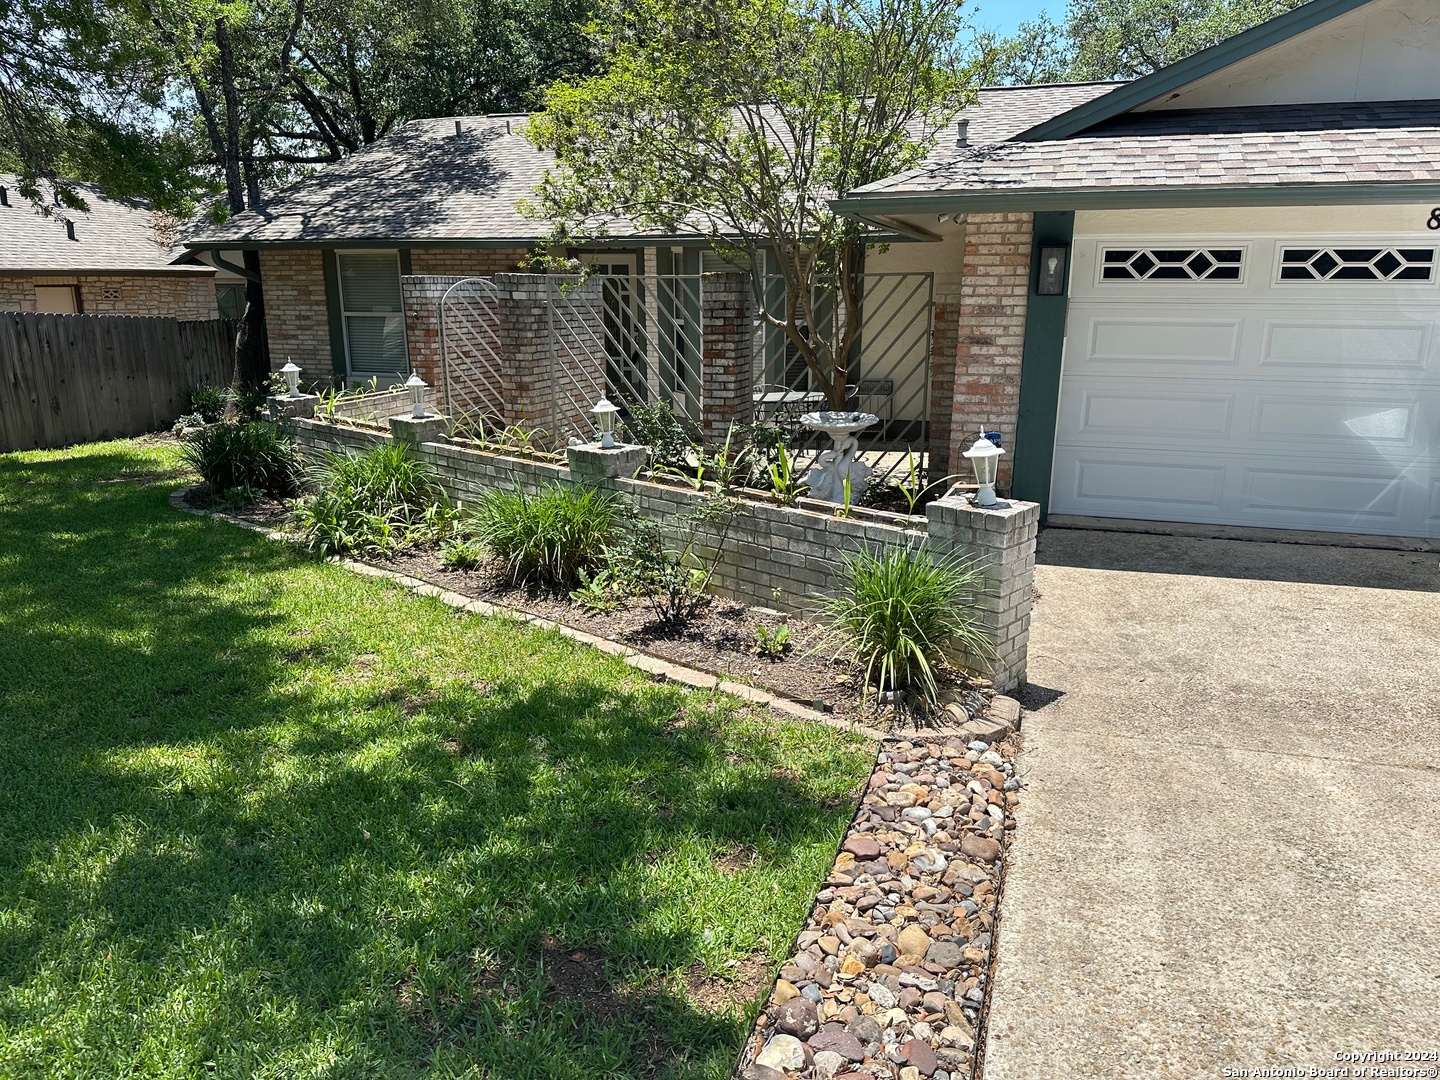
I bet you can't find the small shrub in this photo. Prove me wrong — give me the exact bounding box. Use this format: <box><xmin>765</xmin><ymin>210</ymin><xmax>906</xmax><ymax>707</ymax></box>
<box><xmin>569</xmin><ymin>567</ymin><xmax>619</xmax><ymax>612</ymax></box>
<box><xmin>622</xmin><ymin>399</ymin><xmax>696</xmax><ymax>471</ymax></box>
<box><xmin>821</xmin><ymin>545</ymin><xmax>988</xmax><ymax>705</ymax></box>
<box><xmin>468</xmin><ymin>482</ymin><xmax>623</xmax><ymax>589</ymax></box>
<box><xmin>440</xmin><ymin>537</ymin><xmax>486</xmax><ymax>570</ymax></box>
<box><xmin>172</xmin><ymin>412</ymin><xmax>207</xmax><ymax>435</ymax></box>
<box><xmin>181</xmin><ymin>421</ymin><xmax>299</xmax><ymax>499</ymax></box>
<box><xmin>296</xmin><ymin>442</ymin><xmax>447</xmax><ymax>557</ymax></box>
<box><xmin>605</xmin><ymin>494</ymin><xmax>739</xmax><ymax>624</ymax></box>
<box><xmin>185</xmin><ymin>385</ymin><xmax>229</xmax><ymax>423</ymax></box>
<box><xmin>754</xmin><ymin>622</ymin><xmax>793</xmax><ymax>659</ymax></box>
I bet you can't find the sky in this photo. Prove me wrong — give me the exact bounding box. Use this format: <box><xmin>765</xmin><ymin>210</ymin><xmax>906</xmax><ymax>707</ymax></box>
<box><xmin>971</xmin><ymin>0</ymin><xmax>1066</xmax><ymax>35</ymax></box>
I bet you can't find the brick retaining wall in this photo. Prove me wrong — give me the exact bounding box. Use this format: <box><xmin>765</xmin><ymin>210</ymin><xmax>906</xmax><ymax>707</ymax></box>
<box><xmin>284</xmin><ymin>416</ymin><xmax>1037</xmax><ymax>690</ymax></box>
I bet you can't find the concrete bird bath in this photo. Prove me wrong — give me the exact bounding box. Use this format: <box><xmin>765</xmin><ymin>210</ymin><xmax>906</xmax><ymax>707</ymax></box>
<box><xmin>799</xmin><ymin>410</ymin><xmax>879</xmax><ymax>503</ymax></box>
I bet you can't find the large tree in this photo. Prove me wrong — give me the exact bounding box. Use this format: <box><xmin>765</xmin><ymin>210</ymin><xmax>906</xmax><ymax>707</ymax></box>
<box><xmin>0</xmin><ymin>0</ymin><xmax>188</xmax><ymax>211</ymax></box>
<box><xmin>9</xmin><ymin>0</ymin><xmax>596</xmax><ymax>384</ymax></box>
<box><xmin>978</xmin><ymin>0</ymin><xmax>1309</xmax><ymax>85</ymax></box>
<box><xmin>528</xmin><ymin>0</ymin><xmax>972</xmax><ymax>409</ymax></box>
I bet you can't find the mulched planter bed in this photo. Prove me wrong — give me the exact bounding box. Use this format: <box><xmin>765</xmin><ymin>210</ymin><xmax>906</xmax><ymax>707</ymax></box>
<box><xmin>182</xmin><ymin>487</ymin><xmax>990</xmax><ymax>730</ymax></box>
<box><xmin>738</xmin><ymin>736</ymin><xmax>1020</xmax><ymax>1080</ymax></box>
<box><xmin>381</xmin><ymin>547</ymin><xmax>987</xmax><ymax>729</ymax></box>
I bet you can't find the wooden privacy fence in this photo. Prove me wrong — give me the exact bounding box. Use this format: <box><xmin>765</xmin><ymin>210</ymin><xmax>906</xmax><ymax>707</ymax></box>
<box><xmin>0</xmin><ymin>313</ymin><xmax>236</xmax><ymax>452</ymax></box>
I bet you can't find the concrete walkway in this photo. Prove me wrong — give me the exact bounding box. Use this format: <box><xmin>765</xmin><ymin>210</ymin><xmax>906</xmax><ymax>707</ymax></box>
<box><xmin>983</xmin><ymin>529</ymin><xmax>1440</xmax><ymax>1080</ymax></box>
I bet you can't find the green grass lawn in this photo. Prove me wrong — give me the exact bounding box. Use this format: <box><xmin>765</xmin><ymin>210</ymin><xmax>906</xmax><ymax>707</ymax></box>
<box><xmin>0</xmin><ymin>439</ymin><xmax>872</xmax><ymax>1079</ymax></box>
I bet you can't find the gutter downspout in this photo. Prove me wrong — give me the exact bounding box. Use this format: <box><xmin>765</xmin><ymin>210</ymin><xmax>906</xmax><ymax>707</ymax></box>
<box><xmin>209</xmin><ymin>248</ymin><xmax>261</xmax><ymax>282</ymax></box>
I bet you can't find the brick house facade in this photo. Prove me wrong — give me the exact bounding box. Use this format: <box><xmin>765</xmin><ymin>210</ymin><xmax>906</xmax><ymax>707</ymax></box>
<box><xmin>0</xmin><ymin>273</ymin><xmax>216</xmax><ymax>319</ymax></box>
<box><xmin>262</xmin><ymin>246</ymin><xmax>528</xmax><ymax>381</ymax></box>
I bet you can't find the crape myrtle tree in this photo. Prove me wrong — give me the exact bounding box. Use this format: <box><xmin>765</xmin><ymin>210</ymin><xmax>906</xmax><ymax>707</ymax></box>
<box><xmin>527</xmin><ymin>0</ymin><xmax>973</xmax><ymax>410</ymax></box>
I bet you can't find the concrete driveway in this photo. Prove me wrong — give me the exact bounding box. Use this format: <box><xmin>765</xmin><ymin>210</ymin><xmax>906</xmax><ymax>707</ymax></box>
<box><xmin>983</xmin><ymin>529</ymin><xmax>1440</xmax><ymax>1080</ymax></box>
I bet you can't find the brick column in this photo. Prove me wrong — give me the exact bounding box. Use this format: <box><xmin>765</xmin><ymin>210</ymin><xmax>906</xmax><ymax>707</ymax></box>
<box><xmin>926</xmin><ymin>494</ymin><xmax>1039</xmax><ymax>692</ymax></box>
<box><xmin>927</xmin><ymin>255</ymin><xmax>964</xmax><ymax>478</ymax></box>
<box><xmin>699</xmin><ymin>271</ymin><xmax>755</xmax><ymax>447</ymax></box>
<box><xmin>949</xmin><ymin>213</ymin><xmax>1032</xmax><ymax>491</ymax></box>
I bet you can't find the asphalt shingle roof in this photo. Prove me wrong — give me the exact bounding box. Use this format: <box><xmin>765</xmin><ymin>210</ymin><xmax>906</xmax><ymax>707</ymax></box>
<box><xmin>186</xmin><ymin>84</ymin><xmax>1122</xmax><ymax>247</ymax></box>
<box><xmin>187</xmin><ymin>117</ymin><xmax>561</xmax><ymax>247</ymax></box>
<box><xmin>850</xmin><ymin>99</ymin><xmax>1440</xmax><ymax>197</ymax></box>
<box><xmin>0</xmin><ymin>175</ymin><xmax>203</xmax><ymax>274</ymax></box>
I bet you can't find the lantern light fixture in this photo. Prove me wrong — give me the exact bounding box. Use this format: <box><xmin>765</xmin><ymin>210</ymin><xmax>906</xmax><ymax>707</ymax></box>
<box><xmin>280</xmin><ymin>360</ymin><xmax>302</xmax><ymax>398</ymax></box>
<box><xmin>405</xmin><ymin>373</ymin><xmax>427</xmax><ymax>418</ymax></box>
<box><xmin>592</xmin><ymin>396</ymin><xmax>619</xmax><ymax>449</ymax></box>
<box><xmin>962</xmin><ymin>430</ymin><xmax>1006</xmax><ymax>507</ymax></box>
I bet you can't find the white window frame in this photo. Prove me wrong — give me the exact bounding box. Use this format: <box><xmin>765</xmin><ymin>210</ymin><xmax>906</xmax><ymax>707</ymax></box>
<box><xmin>1095</xmin><ymin>244</ymin><xmax>1249</xmax><ymax>287</ymax></box>
<box><xmin>336</xmin><ymin>248</ymin><xmax>408</xmax><ymax>384</ymax></box>
<box><xmin>1271</xmin><ymin>242</ymin><xmax>1440</xmax><ymax>287</ymax></box>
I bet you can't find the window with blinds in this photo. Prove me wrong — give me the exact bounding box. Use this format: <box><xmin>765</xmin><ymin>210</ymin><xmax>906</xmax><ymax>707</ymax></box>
<box><xmin>337</xmin><ymin>251</ymin><xmax>408</xmax><ymax>380</ymax></box>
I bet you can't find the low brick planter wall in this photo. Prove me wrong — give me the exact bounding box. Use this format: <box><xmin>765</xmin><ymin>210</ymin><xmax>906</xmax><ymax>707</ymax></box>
<box><xmin>281</xmin><ymin>416</ymin><xmax>1037</xmax><ymax>691</ymax></box>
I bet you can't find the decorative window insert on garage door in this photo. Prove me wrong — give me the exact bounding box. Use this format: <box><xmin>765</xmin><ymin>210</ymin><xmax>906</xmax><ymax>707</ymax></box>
<box><xmin>1277</xmin><ymin>247</ymin><xmax>1436</xmax><ymax>282</ymax></box>
<box><xmin>1100</xmin><ymin>247</ymin><xmax>1244</xmax><ymax>281</ymax></box>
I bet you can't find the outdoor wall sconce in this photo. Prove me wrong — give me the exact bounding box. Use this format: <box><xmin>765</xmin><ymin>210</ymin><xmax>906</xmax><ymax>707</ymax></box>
<box><xmin>963</xmin><ymin>431</ymin><xmax>1006</xmax><ymax>507</ymax></box>
<box><xmin>280</xmin><ymin>360</ymin><xmax>302</xmax><ymax>398</ymax></box>
<box><xmin>405</xmin><ymin>373</ymin><xmax>428</xmax><ymax>418</ymax></box>
<box><xmin>1037</xmin><ymin>244</ymin><xmax>1070</xmax><ymax>296</ymax></box>
<box><xmin>593</xmin><ymin>396</ymin><xmax>619</xmax><ymax>449</ymax></box>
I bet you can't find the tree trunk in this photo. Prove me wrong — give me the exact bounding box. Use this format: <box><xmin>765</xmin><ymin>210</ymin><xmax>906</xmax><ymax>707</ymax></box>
<box><xmin>234</xmin><ymin>249</ymin><xmax>270</xmax><ymax>386</ymax></box>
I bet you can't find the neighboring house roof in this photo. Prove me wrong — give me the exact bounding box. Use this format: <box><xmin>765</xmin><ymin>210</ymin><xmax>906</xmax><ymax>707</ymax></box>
<box><xmin>184</xmin><ymin>85</ymin><xmax>1117</xmax><ymax>249</ymax></box>
<box><xmin>0</xmin><ymin>175</ymin><xmax>210</xmax><ymax>275</ymax></box>
<box><xmin>846</xmin><ymin>99</ymin><xmax>1440</xmax><ymax>208</ymax></box>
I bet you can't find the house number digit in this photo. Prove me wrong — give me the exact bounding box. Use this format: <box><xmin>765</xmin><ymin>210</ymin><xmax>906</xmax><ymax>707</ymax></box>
<box><xmin>1428</xmin><ymin>208</ymin><xmax>1440</xmax><ymax>230</ymax></box>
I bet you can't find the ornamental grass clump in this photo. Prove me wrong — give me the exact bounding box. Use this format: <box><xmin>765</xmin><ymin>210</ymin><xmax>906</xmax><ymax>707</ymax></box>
<box><xmin>297</xmin><ymin>442</ymin><xmax>450</xmax><ymax>557</ymax></box>
<box><xmin>466</xmin><ymin>482</ymin><xmax>623</xmax><ymax>589</ymax></box>
<box><xmin>822</xmin><ymin>544</ymin><xmax>989</xmax><ymax>705</ymax></box>
<box><xmin>181</xmin><ymin>421</ymin><xmax>300</xmax><ymax>500</ymax></box>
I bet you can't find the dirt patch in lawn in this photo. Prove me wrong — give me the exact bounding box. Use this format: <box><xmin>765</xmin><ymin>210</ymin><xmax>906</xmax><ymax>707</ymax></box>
<box><xmin>685</xmin><ymin>950</ymin><xmax>773</xmax><ymax>1015</ymax></box>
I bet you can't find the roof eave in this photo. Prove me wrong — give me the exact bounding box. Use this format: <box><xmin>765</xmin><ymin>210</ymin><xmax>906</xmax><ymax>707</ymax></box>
<box><xmin>1013</xmin><ymin>0</ymin><xmax>1377</xmax><ymax>143</ymax></box>
<box><xmin>0</xmin><ymin>264</ymin><xmax>216</xmax><ymax>276</ymax></box>
<box><xmin>835</xmin><ymin>179</ymin><xmax>1440</xmax><ymax>216</ymax></box>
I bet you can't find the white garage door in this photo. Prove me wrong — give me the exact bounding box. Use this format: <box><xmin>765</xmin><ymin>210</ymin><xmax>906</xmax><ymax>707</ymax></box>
<box><xmin>1051</xmin><ymin>234</ymin><xmax>1440</xmax><ymax>538</ymax></box>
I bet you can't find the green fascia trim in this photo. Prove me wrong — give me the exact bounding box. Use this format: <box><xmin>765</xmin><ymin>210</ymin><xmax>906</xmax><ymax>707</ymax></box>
<box><xmin>835</xmin><ymin>181</ymin><xmax>1440</xmax><ymax>218</ymax></box>
<box><xmin>1010</xmin><ymin>211</ymin><xmax>1074</xmax><ymax>522</ymax></box>
<box><xmin>398</xmin><ymin>249</ymin><xmax>413</xmax><ymax>275</ymax></box>
<box><xmin>320</xmin><ymin>249</ymin><xmax>347</xmax><ymax>379</ymax></box>
<box><xmin>1015</xmin><ymin>0</ymin><xmax>1375</xmax><ymax>142</ymax></box>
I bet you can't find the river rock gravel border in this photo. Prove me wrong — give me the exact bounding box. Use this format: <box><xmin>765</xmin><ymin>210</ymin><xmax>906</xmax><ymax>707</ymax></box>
<box><xmin>737</xmin><ymin>735</ymin><xmax>1020</xmax><ymax>1080</ymax></box>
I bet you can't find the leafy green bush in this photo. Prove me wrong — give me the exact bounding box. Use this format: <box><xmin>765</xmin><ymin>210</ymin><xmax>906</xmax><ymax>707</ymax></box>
<box><xmin>604</xmin><ymin>494</ymin><xmax>738</xmax><ymax>624</ymax></box>
<box><xmin>296</xmin><ymin>442</ymin><xmax>449</xmax><ymax>557</ymax></box>
<box><xmin>821</xmin><ymin>545</ymin><xmax>988</xmax><ymax>704</ymax></box>
<box><xmin>468</xmin><ymin>482</ymin><xmax>623</xmax><ymax>589</ymax></box>
<box><xmin>621</xmin><ymin>399</ymin><xmax>696</xmax><ymax>471</ymax></box>
<box><xmin>181</xmin><ymin>421</ymin><xmax>299</xmax><ymax>500</ymax></box>
<box><xmin>185</xmin><ymin>385</ymin><xmax>229</xmax><ymax>423</ymax></box>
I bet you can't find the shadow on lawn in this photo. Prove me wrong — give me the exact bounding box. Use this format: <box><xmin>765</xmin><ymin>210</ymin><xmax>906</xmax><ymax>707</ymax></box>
<box><xmin>0</xmin><ymin>446</ymin><xmax>857</xmax><ymax>1078</ymax></box>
